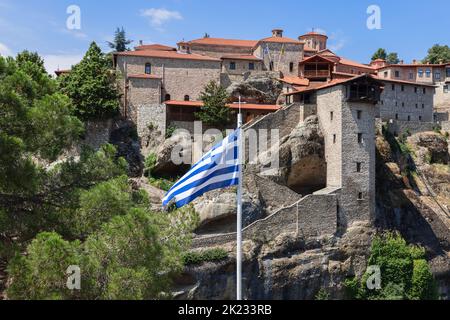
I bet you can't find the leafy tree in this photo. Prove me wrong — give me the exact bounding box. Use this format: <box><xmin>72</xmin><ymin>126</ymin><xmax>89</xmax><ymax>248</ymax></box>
<box><xmin>423</xmin><ymin>44</ymin><xmax>450</xmax><ymax>64</ymax></box>
<box><xmin>59</xmin><ymin>42</ymin><xmax>120</xmax><ymax>120</ymax></box>
<box><xmin>196</xmin><ymin>81</ymin><xmax>231</xmax><ymax>126</ymax></box>
<box><xmin>371</xmin><ymin>48</ymin><xmax>387</xmax><ymax>61</ymax></box>
<box><xmin>345</xmin><ymin>232</ymin><xmax>438</xmax><ymax>300</ymax></box>
<box><xmin>16</xmin><ymin>50</ymin><xmax>46</xmax><ymax>74</ymax></box>
<box><xmin>386</xmin><ymin>52</ymin><xmax>400</xmax><ymax>65</ymax></box>
<box><xmin>107</xmin><ymin>27</ymin><xmax>133</xmax><ymax>52</ymax></box>
<box><xmin>7</xmin><ymin>232</ymin><xmax>81</xmax><ymax>300</ymax></box>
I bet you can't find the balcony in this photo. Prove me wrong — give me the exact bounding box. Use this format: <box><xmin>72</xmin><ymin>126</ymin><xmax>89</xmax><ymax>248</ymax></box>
<box><xmin>304</xmin><ymin>69</ymin><xmax>331</xmax><ymax>79</ymax></box>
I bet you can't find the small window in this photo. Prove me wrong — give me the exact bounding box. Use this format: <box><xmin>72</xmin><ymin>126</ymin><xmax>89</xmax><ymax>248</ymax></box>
<box><xmin>416</xmin><ymin>104</ymin><xmax>418</xmax><ymax>109</ymax></box>
<box><xmin>422</xmin><ymin>104</ymin><xmax>425</xmax><ymax>109</ymax></box>
<box><xmin>357</xmin><ymin>110</ymin><xmax>362</xmax><ymax>120</ymax></box>
<box><xmin>419</xmin><ymin>116</ymin><xmax>422</xmax><ymax>121</ymax></box>
<box><xmin>408</xmin><ymin>115</ymin><xmax>411</xmax><ymax>121</ymax></box>
<box><xmin>269</xmin><ymin>61</ymin><xmax>274</xmax><ymax>71</ymax></box>
<box><xmin>358</xmin><ymin>133</ymin><xmax>363</xmax><ymax>144</ymax></box>
<box><xmin>395</xmin><ymin>114</ymin><xmax>398</xmax><ymax>120</ymax></box>
<box><xmin>423</xmin><ymin>88</ymin><xmax>426</xmax><ymax>94</ymax></box>
<box><xmin>330</xmin><ymin>111</ymin><xmax>334</xmax><ymax>121</ymax></box>
<box><xmin>384</xmin><ymin>71</ymin><xmax>388</xmax><ymax>78</ymax></box>
<box><xmin>414</xmin><ymin>87</ymin><xmax>418</xmax><ymax>93</ymax></box>
<box><xmin>249</xmin><ymin>62</ymin><xmax>255</xmax><ymax>70</ymax></box>
<box><xmin>409</xmin><ymin>72</ymin><xmax>414</xmax><ymax>80</ymax></box>
<box><xmin>402</xmin><ymin>102</ymin><xmax>405</xmax><ymax>107</ymax></box>
<box><xmin>164</xmin><ymin>94</ymin><xmax>171</xmax><ymax>101</ymax></box>
<box><xmin>358</xmin><ymin>192</ymin><xmax>364</xmax><ymax>200</ymax></box>
<box><xmin>435</xmin><ymin>72</ymin><xmax>441</xmax><ymax>80</ymax></box>
<box><xmin>289</xmin><ymin>62</ymin><xmax>294</xmax><ymax>73</ymax></box>
<box><xmin>381</xmin><ymin>100</ymin><xmax>384</xmax><ymax>105</ymax></box>
<box><xmin>401</xmin><ymin>85</ymin><xmax>405</xmax><ymax>92</ymax></box>
<box><xmin>395</xmin><ymin>70</ymin><xmax>400</xmax><ymax>78</ymax></box>
<box><xmin>418</xmin><ymin>69</ymin><xmax>424</xmax><ymax>78</ymax></box>
<box><xmin>391</xmin><ymin>84</ymin><xmax>395</xmax><ymax>91</ymax></box>
<box><xmin>447</xmin><ymin>68</ymin><xmax>450</xmax><ymax>78</ymax></box>
<box><xmin>230</xmin><ymin>62</ymin><xmax>236</xmax><ymax>70</ymax></box>
<box><xmin>145</xmin><ymin>63</ymin><xmax>151</xmax><ymax>74</ymax></box>
<box><xmin>426</xmin><ymin>69</ymin><xmax>431</xmax><ymax>78</ymax></box>
<box><xmin>184</xmin><ymin>95</ymin><xmax>190</xmax><ymax>101</ymax></box>
<box><xmin>333</xmin><ymin>134</ymin><xmax>337</xmax><ymax>144</ymax></box>
<box><xmin>444</xmin><ymin>85</ymin><xmax>449</xmax><ymax>93</ymax></box>
<box><xmin>356</xmin><ymin>162</ymin><xmax>362</xmax><ymax>173</ymax></box>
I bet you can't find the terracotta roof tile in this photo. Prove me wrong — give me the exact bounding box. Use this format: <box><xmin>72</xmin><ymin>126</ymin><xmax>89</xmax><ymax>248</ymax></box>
<box><xmin>372</xmin><ymin>76</ymin><xmax>437</xmax><ymax>87</ymax></box>
<box><xmin>259</xmin><ymin>36</ymin><xmax>303</xmax><ymax>45</ymax></box>
<box><xmin>187</xmin><ymin>38</ymin><xmax>258</xmax><ymax>48</ymax></box>
<box><xmin>115</xmin><ymin>50</ymin><xmax>221</xmax><ymax>62</ymax></box>
<box><xmin>338</xmin><ymin>58</ymin><xmax>375</xmax><ymax>70</ymax></box>
<box><xmin>165</xmin><ymin>100</ymin><xmax>280</xmax><ymax>111</ymax></box>
<box><xmin>135</xmin><ymin>44</ymin><xmax>176</xmax><ymax>51</ymax></box>
<box><xmin>279</xmin><ymin>76</ymin><xmax>310</xmax><ymax>86</ymax></box>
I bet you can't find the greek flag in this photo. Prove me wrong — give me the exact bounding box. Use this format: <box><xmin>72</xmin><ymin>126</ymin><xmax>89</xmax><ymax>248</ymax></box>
<box><xmin>162</xmin><ymin>130</ymin><xmax>241</xmax><ymax>208</ymax></box>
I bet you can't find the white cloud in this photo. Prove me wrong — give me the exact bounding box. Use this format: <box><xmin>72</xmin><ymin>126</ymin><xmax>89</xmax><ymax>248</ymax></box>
<box><xmin>140</xmin><ymin>8</ymin><xmax>182</xmax><ymax>30</ymax></box>
<box><xmin>328</xmin><ymin>31</ymin><xmax>347</xmax><ymax>52</ymax></box>
<box><xmin>0</xmin><ymin>42</ymin><xmax>12</xmax><ymax>57</ymax></box>
<box><xmin>60</xmin><ymin>28</ymin><xmax>88</xmax><ymax>40</ymax></box>
<box><xmin>43</xmin><ymin>54</ymin><xmax>83</xmax><ymax>76</ymax></box>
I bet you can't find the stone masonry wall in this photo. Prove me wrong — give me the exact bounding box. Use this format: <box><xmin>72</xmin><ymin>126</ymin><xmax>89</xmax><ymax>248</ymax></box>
<box><xmin>378</xmin><ymin>81</ymin><xmax>434</xmax><ymax>122</ymax></box>
<box><xmin>190</xmin><ymin>44</ymin><xmax>254</xmax><ymax>59</ymax></box>
<box><xmin>386</xmin><ymin>120</ymin><xmax>436</xmax><ymax>136</ymax></box>
<box><xmin>191</xmin><ymin>194</ymin><xmax>337</xmax><ymax>248</ymax></box>
<box><xmin>117</xmin><ymin>55</ymin><xmax>221</xmax><ymax>102</ymax></box>
<box><xmin>253</xmin><ymin>42</ymin><xmax>303</xmax><ymax>77</ymax></box>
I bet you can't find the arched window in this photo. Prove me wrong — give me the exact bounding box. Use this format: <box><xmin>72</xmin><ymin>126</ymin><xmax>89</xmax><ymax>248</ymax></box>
<box><xmin>145</xmin><ymin>63</ymin><xmax>151</xmax><ymax>74</ymax></box>
<box><xmin>164</xmin><ymin>94</ymin><xmax>171</xmax><ymax>101</ymax></box>
<box><xmin>184</xmin><ymin>95</ymin><xmax>190</xmax><ymax>101</ymax></box>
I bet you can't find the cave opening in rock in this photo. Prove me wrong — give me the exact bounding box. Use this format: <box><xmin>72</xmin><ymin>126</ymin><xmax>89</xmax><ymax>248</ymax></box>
<box><xmin>286</xmin><ymin>155</ymin><xmax>327</xmax><ymax>195</ymax></box>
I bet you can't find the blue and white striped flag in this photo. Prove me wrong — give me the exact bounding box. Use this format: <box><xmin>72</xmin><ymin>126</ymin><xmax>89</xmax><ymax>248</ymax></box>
<box><xmin>162</xmin><ymin>129</ymin><xmax>241</xmax><ymax>208</ymax></box>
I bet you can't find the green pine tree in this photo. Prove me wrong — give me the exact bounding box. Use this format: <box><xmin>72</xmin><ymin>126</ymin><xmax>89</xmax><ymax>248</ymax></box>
<box><xmin>423</xmin><ymin>44</ymin><xmax>450</xmax><ymax>64</ymax></box>
<box><xmin>107</xmin><ymin>27</ymin><xmax>133</xmax><ymax>52</ymax></box>
<box><xmin>196</xmin><ymin>81</ymin><xmax>231</xmax><ymax>126</ymax></box>
<box><xmin>59</xmin><ymin>42</ymin><xmax>120</xmax><ymax>120</ymax></box>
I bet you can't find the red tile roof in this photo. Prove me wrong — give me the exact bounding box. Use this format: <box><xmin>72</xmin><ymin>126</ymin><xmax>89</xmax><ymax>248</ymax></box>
<box><xmin>338</xmin><ymin>57</ymin><xmax>375</xmax><ymax>70</ymax></box>
<box><xmin>165</xmin><ymin>100</ymin><xmax>280</xmax><ymax>111</ymax></box>
<box><xmin>300</xmin><ymin>32</ymin><xmax>328</xmax><ymax>39</ymax></box>
<box><xmin>299</xmin><ymin>54</ymin><xmax>336</xmax><ymax>65</ymax></box>
<box><xmin>378</xmin><ymin>63</ymin><xmax>447</xmax><ymax>68</ymax></box>
<box><xmin>127</xmin><ymin>74</ymin><xmax>161</xmax><ymax>80</ymax></box>
<box><xmin>187</xmin><ymin>37</ymin><xmax>258</xmax><ymax>48</ymax></box>
<box><xmin>115</xmin><ymin>50</ymin><xmax>221</xmax><ymax>62</ymax></box>
<box><xmin>258</xmin><ymin>36</ymin><xmax>303</xmax><ymax>45</ymax></box>
<box><xmin>135</xmin><ymin>44</ymin><xmax>176</xmax><ymax>51</ymax></box>
<box><xmin>279</xmin><ymin>76</ymin><xmax>310</xmax><ymax>86</ymax></box>
<box><xmin>221</xmin><ymin>55</ymin><xmax>262</xmax><ymax>61</ymax></box>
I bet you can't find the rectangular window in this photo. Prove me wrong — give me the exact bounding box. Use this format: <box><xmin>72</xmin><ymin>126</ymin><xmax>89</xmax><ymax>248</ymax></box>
<box><xmin>444</xmin><ymin>85</ymin><xmax>449</xmax><ymax>93</ymax></box>
<box><xmin>409</xmin><ymin>72</ymin><xmax>414</xmax><ymax>80</ymax></box>
<box><xmin>289</xmin><ymin>62</ymin><xmax>294</xmax><ymax>73</ymax></box>
<box><xmin>447</xmin><ymin>68</ymin><xmax>450</xmax><ymax>78</ymax></box>
<box><xmin>357</xmin><ymin>110</ymin><xmax>362</xmax><ymax>119</ymax></box>
<box><xmin>401</xmin><ymin>85</ymin><xmax>405</xmax><ymax>91</ymax></box>
<box><xmin>408</xmin><ymin>115</ymin><xmax>411</xmax><ymax>121</ymax></box>
<box><xmin>333</xmin><ymin>134</ymin><xmax>337</xmax><ymax>144</ymax></box>
<box><xmin>416</xmin><ymin>104</ymin><xmax>418</xmax><ymax>109</ymax></box>
<box><xmin>419</xmin><ymin>116</ymin><xmax>422</xmax><ymax>121</ymax></box>
<box><xmin>395</xmin><ymin>114</ymin><xmax>399</xmax><ymax>120</ymax></box>
<box><xmin>230</xmin><ymin>62</ymin><xmax>236</xmax><ymax>70</ymax></box>
<box><xmin>330</xmin><ymin>111</ymin><xmax>334</xmax><ymax>121</ymax></box>
<box><xmin>423</xmin><ymin>88</ymin><xmax>426</xmax><ymax>94</ymax></box>
<box><xmin>358</xmin><ymin>133</ymin><xmax>363</xmax><ymax>144</ymax></box>
<box><xmin>384</xmin><ymin>71</ymin><xmax>388</xmax><ymax>78</ymax></box>
<box><xmin>356</xmin><ymin>162</ymin><xmax>362</xmax><ymax>173</ymax></box>
<box><xmin>418</xmin><ymin>69</ymin><xmax>424</xmax><ymax>78</ymax></box>
<box><xmin>435</xmin><ymin>72</ymin><xmax>441</xmax><ymax>80</ymax></box>
<box><xmin>422</xmin><ymin>104</ymin><xmax>425</xmax><ymax>109</ymax></box>
<box><xmin>249</xmin><ymin>62</ymin><xmax>255</xmax><ymax>70</ymax></box>
<box><xmin>426</xmin><ymin>69</ymin><xmax>431</xmax><ymax>78</ymax></box>
<box><xmin>391</xmin><ymin>84</ymin><xmax>395</xmax><ymax>91</ymax></box>
<box><xmin>395</xmin><ymin>70</ymin><xmax>400</xmax><ymax>78</ymax></box>
<box><xmin>414</xmin><ymin>87</ymin><xmax>418</xmax><ymax>93</ymax></box>
<box><xmin>358</xmin><ymin>192</ymin><xmax>364</xmax><ymax>200</ymax></box>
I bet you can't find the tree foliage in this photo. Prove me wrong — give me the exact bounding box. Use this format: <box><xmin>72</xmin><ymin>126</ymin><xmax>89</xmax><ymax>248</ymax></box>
<box><xmin>423</xmin><ymin>44</ymin><xmax>450</xmax><ymax>64</ymax></box>
<box><xmin>59</xmin><ymin>42</ymin><xmax>120</xmax><ymax>121</ymax></box>
<box><xmin>345</xmin><ymin>232</ymin><xmax>438</xmax><ymax>300</ymax></box>
<box><xmin>371</xmin><ymin>48</ymin><xmax>387</xmax><ymax>61</ymax></box>
<box><xmin>196</xmin><ymin>81</ymin><xmax>231</xmax><ymax>126</ymax></box>
<box><xmin>107</xmin><ymin>27</ymin><xmax>133</xmax><ymax>52</ymax></box>
<box><xmin>386</xmin><ymin>52</ymin><xmax>400</xmax><ymax>65</ymax></box>
<box><xmin>372</xmin><ymin>48</ymin><xmax>400</xmax><ymax>65</ymax></box>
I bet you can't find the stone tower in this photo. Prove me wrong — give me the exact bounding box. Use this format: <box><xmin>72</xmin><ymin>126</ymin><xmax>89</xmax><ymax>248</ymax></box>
<box><xmin>299</xmin><ymin>31</ymin><xmax>328</xmax><ymax>51</ymax></box>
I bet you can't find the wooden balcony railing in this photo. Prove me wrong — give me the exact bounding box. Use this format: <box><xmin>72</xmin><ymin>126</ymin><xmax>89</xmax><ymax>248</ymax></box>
<box><xmin>304</xmin><ymin>70</ymin><xmax>330</xmax><ymax>78</ymax></box>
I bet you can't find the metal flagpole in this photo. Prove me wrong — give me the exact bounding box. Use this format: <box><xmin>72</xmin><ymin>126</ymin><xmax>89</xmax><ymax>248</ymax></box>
<box><xmin>236</xmin><ymin>96</ymin><xmax>243</xmax><ymax>301</ymax></box>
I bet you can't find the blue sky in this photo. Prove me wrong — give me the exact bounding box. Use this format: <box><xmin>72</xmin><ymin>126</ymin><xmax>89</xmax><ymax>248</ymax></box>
<box><xmin>0</xmin><ymin>0</ymin><xmax>449</xmax><ymax>74</ymax></box>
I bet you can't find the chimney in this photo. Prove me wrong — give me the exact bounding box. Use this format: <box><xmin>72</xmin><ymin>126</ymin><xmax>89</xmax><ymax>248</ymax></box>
<box><xmin>412</xmin><ymin>59</ymin><xmax>417</xmax><ymax>65</ymax></box>
<box><xmin>139</xmin><ymin>40</ymin><xmax>143</xmax><ymax>46</ymax></box>
<box><xmin>272</xmin><ymin>29</ymin><xmax>283</xmax><ymax>37</ymax></box>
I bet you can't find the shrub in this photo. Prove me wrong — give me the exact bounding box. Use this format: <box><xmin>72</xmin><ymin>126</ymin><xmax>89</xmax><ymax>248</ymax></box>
<box><xmin>144</xmin><ymin>153</ymin><xmax>157</xmax><ymax>177</ymax></box>
<box><xmin>183</xmin><ymin>248</ymin><xmax>228</xmax><ymax>266</ymax></box>
<box><xmin>315</xmin><ymin>288</ymin><xmax>330</xmax><ymax>300</ymax></box>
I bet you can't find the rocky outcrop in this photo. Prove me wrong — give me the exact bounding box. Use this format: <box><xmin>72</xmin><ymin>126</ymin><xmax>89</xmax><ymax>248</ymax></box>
<box><xmin>408</xmin><ymin>132</ymin><xmax>449</xmax><ymax>165</ymax></box>
<box><xmin>227</xmin><ymin>74</ymin><xmax>283</xmax><ymax>104</ymax></box>
<box><xmin>175</xmin><ymin>222</ymin><xmax>374</xmax><ymax>300</ymax></box>
<box><xmin>152</xmin><ymin>131</ymin><xmax>192</xmax><ymax>177</ymax></box>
